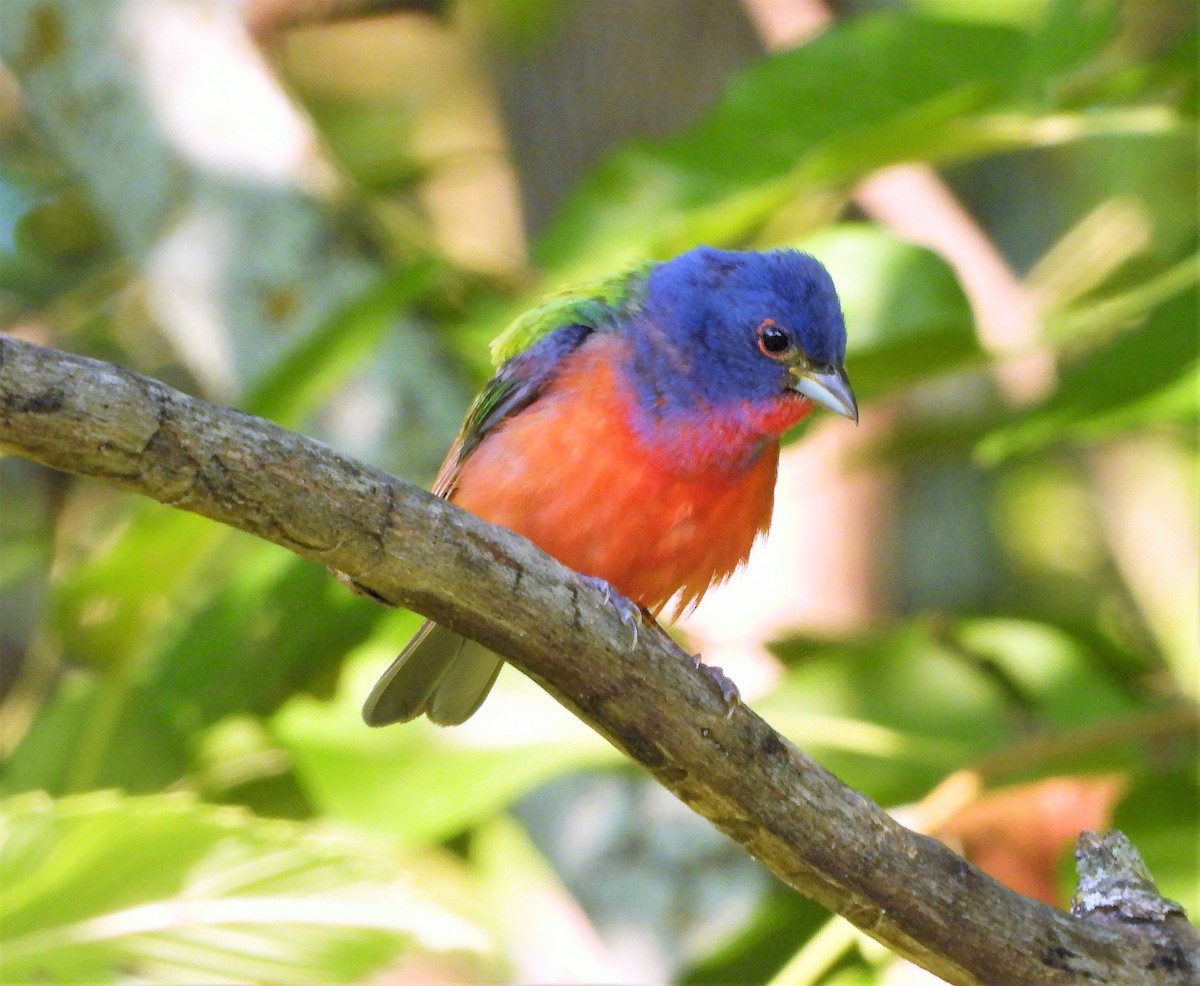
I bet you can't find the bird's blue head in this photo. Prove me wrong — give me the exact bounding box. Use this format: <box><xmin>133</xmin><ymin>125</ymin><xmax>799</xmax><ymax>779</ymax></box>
<box><xmin>628</xmin><ymin>246</ymin><xmax>857</xmax><ymax>429</ymax></box>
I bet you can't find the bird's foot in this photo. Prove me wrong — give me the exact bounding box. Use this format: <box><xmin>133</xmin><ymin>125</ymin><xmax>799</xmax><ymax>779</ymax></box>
<box><xmin>691</xmin><ymin>654</ymin><xmax>741</xmax><ymax>718</ymax></box>
<box><xmin>582</xmin><ymin>576</ymin><xmax>642</xmax><ymax>648</ymax></box>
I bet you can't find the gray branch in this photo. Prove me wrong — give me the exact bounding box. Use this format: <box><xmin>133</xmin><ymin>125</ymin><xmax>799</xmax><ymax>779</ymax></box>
<box><xmin>1</xmin><ymin>334</ymin><xmax>1196</xmax><ymax>986</ymax></box>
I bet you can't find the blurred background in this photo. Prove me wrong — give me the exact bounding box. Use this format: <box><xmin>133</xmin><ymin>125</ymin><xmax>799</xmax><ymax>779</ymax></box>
<box><xmin>0</xmin><ymin>0</ymin><xmax>1196</xmax><ymax>982</ymax></box>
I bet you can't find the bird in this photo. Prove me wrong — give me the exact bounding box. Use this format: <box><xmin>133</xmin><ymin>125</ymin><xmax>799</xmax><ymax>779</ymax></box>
<box><xmin>362</xmin><ymin>245</ymin><xmax>857</xmax><ymax>727</ymax></box>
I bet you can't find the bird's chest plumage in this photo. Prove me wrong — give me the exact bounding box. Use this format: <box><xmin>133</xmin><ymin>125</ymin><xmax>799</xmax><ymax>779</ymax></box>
<box><xmin>451</xmin><ymin>337</ymin><xmax>796</xmax><ymax>613</ymax></box>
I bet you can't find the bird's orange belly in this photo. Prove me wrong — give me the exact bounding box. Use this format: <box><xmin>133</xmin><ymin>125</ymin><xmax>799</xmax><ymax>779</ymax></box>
<box><xmin>451</xmin><ymin>344</ymin><xmax>779</xmax><ymax>614</ymax></box>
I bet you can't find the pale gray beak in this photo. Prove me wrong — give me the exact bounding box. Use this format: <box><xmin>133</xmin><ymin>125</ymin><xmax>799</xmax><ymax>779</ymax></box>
<box><xmin>789</xmin><ymin>363</ymin><xmax>859</xmax><ymax>423</ymax></box>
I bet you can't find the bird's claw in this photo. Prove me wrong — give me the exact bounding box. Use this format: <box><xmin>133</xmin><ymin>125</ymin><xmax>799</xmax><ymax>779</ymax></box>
<box><xmin>582</xmin><ymin>576</ymin><xmax>641</xmax><ymax>648</ymax></box>
<box><xmin>692</xmin><ymin>654</ymin><xmax>740</xmax><ymax>718</ymax></box>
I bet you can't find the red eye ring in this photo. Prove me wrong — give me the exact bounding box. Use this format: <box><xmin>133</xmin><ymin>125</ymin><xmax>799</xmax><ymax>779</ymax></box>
<box><xmin>756</xmin><ymin>319</ymin><xmax>794</xmax><ymax>359</ymax></box>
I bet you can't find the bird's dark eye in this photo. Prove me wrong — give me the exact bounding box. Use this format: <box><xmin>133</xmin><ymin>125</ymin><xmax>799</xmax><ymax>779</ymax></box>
<box><xmin>757</xmin><ymin>319</ymin><xmax>794</xmax><ymax>359</ymax></box>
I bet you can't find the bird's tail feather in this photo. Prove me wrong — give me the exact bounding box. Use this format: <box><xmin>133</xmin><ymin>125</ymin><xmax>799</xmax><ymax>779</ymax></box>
<box><xmin>427</xmin><ymin>637</ymin><xmax>504</xmax><ymax>725</ymax></box>
<box><xmin>361</xmin><ymin>621</ymin><xmax>503</xmax><ymax>727</ymax></box>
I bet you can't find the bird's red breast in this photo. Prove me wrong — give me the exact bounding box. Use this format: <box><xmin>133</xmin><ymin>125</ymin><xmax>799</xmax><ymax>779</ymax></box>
<box><xmin>448</xmin><ymin>334</ymin><xmax>815</xmax><ymax>615</ymax></box>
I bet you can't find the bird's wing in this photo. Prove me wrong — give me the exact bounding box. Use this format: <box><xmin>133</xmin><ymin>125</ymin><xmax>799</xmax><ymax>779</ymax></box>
<box><xmin>434</xmin><ymin>261</ymin><xmax>653</xmax><ymax>497</ymax></box>
<box><xmin>489</xmin><ymin>260</ymin><xmax>653</xmax><ymax>364</ymax></box>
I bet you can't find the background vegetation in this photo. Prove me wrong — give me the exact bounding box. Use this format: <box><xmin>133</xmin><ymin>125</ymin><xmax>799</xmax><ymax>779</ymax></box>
<box><xmin>1</xmin><ymin>0</ymin><xmax>1196</xmax><ymax>982</ymax></box>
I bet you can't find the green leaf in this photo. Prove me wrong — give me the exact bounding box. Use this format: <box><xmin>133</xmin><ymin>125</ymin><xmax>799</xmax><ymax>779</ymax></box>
<box><xmin>764</xmin><ymin>616</ymin><xmax>1144</xmax><ymax>803</ymax></box>
<box><xmin>303</xmin><ymin>98</ymin><xmax>421</xmax><ymax>194</ymax></box>
<box><xmin>0</xmin><ymin>790</ymin><xmax>489</xmax><ymax>984</ymax></box>
<box><xmin>1</xmin><ymin>677</ymin><xmax>191</xmax><ymax>797</ymax></box>
<box><xmin>951</xmin><ymin>617</ymin><xmax>1140</xmax><ymax>730</ymax></box>
<box><xmin>151</xmin><ymin>550</ymin><xmax>382</xmax><ymax>725</ymax></box>
<box><xmin>4</xmin><ymin>543</ymin><xmax>380</xmax><ymax>798</ymax></box>
<box><xmin>979</xmin><ymin>286</ymin><xmax>1199</xmax><ymax>461</ymax></box>
<box><xmin>271</xmin><ymin>634</ymin><xmax>619</xmax><ymax>846</ymax></box>
<box><xmin>765</xmin><ymin>625</ymin><xmax>1004</xmax><ymax>804</ymax></box>
<box><xmin>533</xmin><ymin>10</ymin><xmax>1121</xmax><ymax>275</ymax></box>
<box><xmin>244</xmin><ymin>261</ymin><xmax>441</xmax><ymax>428</ymax></box>
<box><xmin>683</xmin><ymin>888</ymin><xmax>831</xmax><ymax>986</ymax></box>
<box><xmin>7</xmin><ymin>501</ymin><xmax>233</xmax><ymax>795</ymax></box>
<box><xmin>1020</xmin><ymin>0</ymin><xmax>1119</xmax><ymax>101</ymax></box>
<box><xmin>48</xmin><ymin>503</ymin><xmax>228</xmax><ymax>675</ymax></box>
<box><xmin>0</xmin><ymin>459</ymin><xmax>54</xmax><ymax>628</ymax></box>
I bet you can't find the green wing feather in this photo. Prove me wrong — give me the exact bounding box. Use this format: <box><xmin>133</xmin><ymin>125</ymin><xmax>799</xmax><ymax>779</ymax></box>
<box><xmin>435</xmin><ymin>261</ymin><xmax>655</xmax><ymax>497</ymax></box>
<box><xmin>489</xmin><ymin>260</ymin><xmax>655</xmax><ymax>365</ymax></box>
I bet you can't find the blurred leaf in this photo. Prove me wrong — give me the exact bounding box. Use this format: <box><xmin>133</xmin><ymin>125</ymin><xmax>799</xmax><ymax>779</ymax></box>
<box><xmin>3</xmin><ymin>543</ymin><xmax>379</xmax><ymax>797</ymax></box>
<box><xmin>1044</xmin><ymin>252</ymin><xmax>1200</xmax><ymax>351</ymax></box>
<box><xmin>244</xmin><ymin>260</ymin><xmax>443</xmax><ymax>428</ymax></box>
<box><xmin>276</xmin><ymin>715</ymin><xmax>611</xmax><ymax>848</ymax></box>
<box><xmin>904</xmin><ymin>0</ymin><xmax>1051</xmax><ymax>28</ymax></box>
<box><xmin>271</xmin><ymin>636</ymin><xmax>618</xmax><ymax>846</ymax></box>
<box><xmin>0</xmin><ymin>139</ymin><xmax>117</xmax><ymax>308</ymax></box>
<box><xmin>765</xmin><ymin>914</ymin><xmax>864</xmax><ymax>986</ymax></box>
<box><xmin>820</xmin><ymin>969</ymin><xmax>876</xmax><ymax>986</ymax></box>
<box><xmin>151</xmin><ymin>551</ymin><xmax>380</xmax><ymax>726</ymax></box>
<box><xmin>765</xmin><ymin>616</ymin><xmax>1145</xmax><ymax>804</ymax></box>
<box><xmin>979</xmin><ymin>287</ymin><xmax>1199</xmax><ymax>461</ymax></box>
<box><xmin>800</xmin><ymin>224</ymin><xmax>980</xmax><ymax>402</ymax></box>
<box><xmin>483</xmin><ymin>0</ymin><xmax>572</xmax><ymax>53</ymax></box>
<box><xmin>24</xmin><ymin>502</ymin><xmax>243</xmax><ymax>794</ymax></box>
<box><xmin>1</xmin><ymin>677</ymin><xmax>190</xmax><ymax>796</ymax></box>
<box><xmin>13</xmin><ymin>186</ymin><xmax>108</xmax><ymax>262</ymax></box>
<box><xmin>952</xmin><ymin>617</ymin><xmax>1139</xmax><ymax>729</ymax></box>
<box><xmin>303</xmin><ymin>98</ymin><xmax>421</xmax><ymax>194</ymax></box>
<box><xmin>1021</xmin><ymin>0</ymin><xmax>1118</xmax><ymax>101</ymax></box>
<box><xmin>1</xmin><ymin>491</ymin><xmax>238</xmax><ymax>795</ymax></box>
<box><xmin>534</xmin><ymin>10</ymin><xmax>1124</xmax><ymax>274</ymax></box>
<box><xmin>0</xmin><ymin>790</ymin><xmax>489</xmax><ymax>984</ymax></box>
<box><xmin>0</xmin><ymin>460</ymin><xmax>54</xmax><ymax>636</ymax></box>
<box><xmin>48</xmin><ymin>505</ymin><xmax>228</xmax><ymax>675</ymax></box>
<box><xmin>683</xmin><ymin>888</ymin><xmax>832</xmax><ymax>986</ymax></box>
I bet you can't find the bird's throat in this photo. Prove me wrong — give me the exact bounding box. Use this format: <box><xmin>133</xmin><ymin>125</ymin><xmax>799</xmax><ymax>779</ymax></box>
<box><xmin>633</xmin><ymin>393</ymin><xmax>812</xmax><ymax>478</ymax></box>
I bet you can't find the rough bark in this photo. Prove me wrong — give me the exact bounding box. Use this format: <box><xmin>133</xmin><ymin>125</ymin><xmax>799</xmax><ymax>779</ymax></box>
<box><xmin>1</xmin><ymin>334</ymin><xmax>1196</xmax><ymax>986</ymax></box>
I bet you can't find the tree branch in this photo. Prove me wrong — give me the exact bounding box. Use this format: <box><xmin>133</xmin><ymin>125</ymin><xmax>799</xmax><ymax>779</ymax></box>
<box><xmin>2</xmin><ymin>334</ymin><xmax>1196</xmax><ymax>986</ymax></box>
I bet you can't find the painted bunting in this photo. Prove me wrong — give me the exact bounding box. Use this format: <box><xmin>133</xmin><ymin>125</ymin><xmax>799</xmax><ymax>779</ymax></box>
<box><xmin>363</xmin><ymin>246</ymin><xmax>857</xmax><ymax>726</ymax></box>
